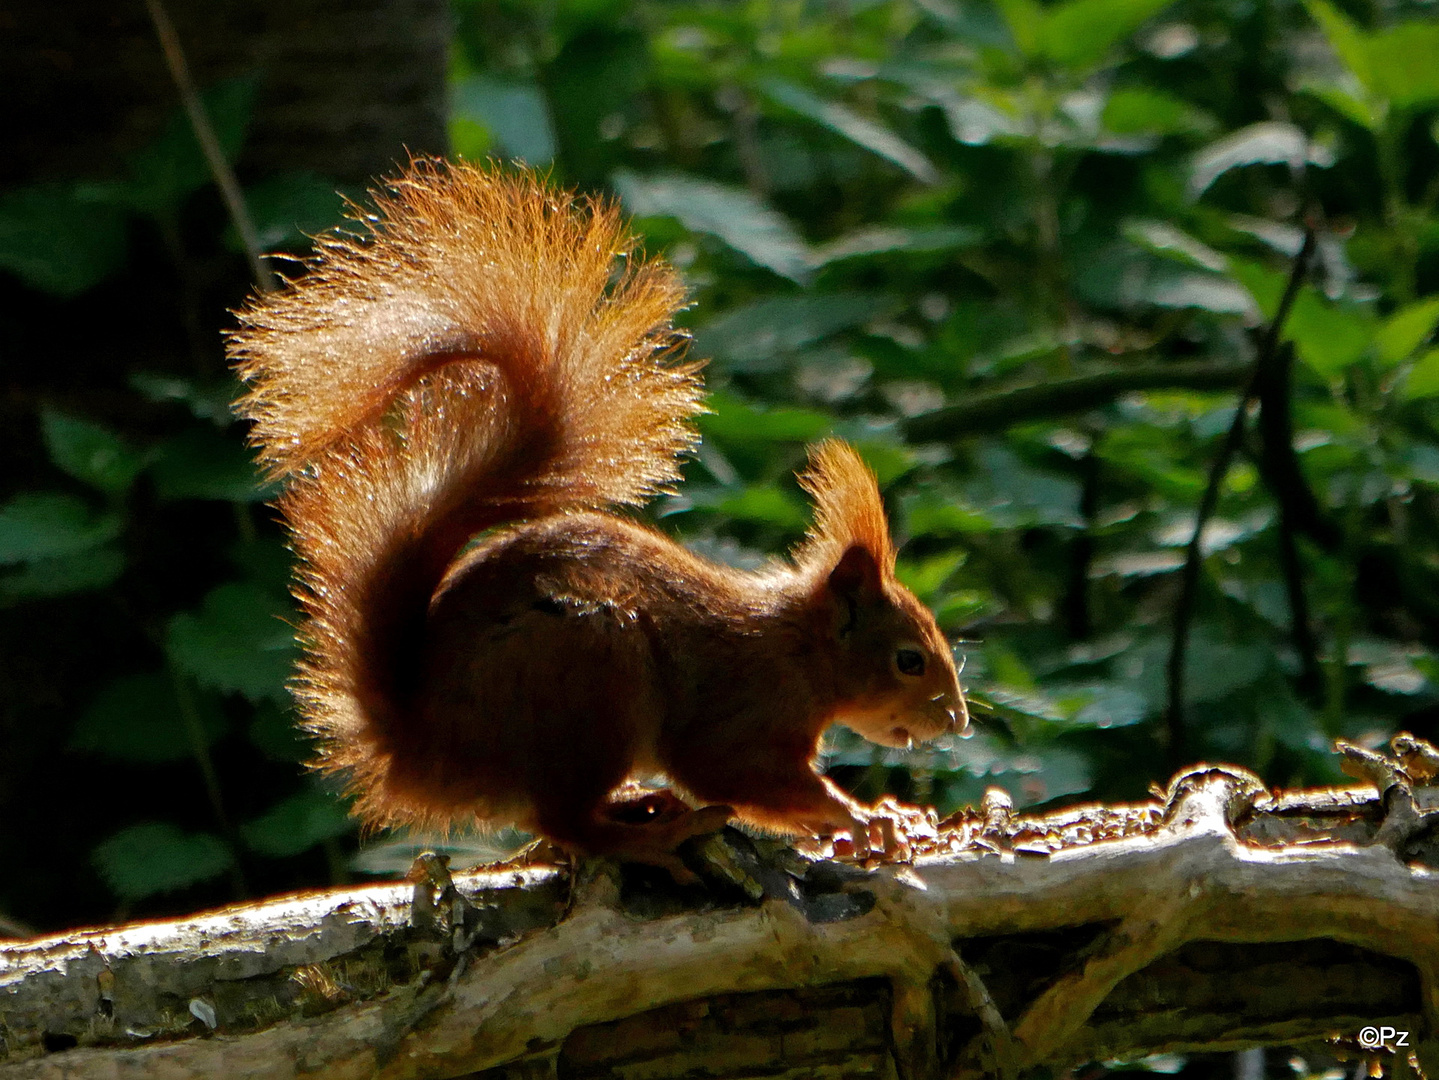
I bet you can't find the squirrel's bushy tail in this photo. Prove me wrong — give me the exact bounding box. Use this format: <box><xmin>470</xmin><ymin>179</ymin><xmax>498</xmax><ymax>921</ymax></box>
<box><xmin>229</xmin><ymin>161</ymin><xmax>702</xmax><ymax>819</ymax></box>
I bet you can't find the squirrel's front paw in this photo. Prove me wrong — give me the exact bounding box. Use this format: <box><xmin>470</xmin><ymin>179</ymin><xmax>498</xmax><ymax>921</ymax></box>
<box><xmin>837</xmin><ymin>799</ymin><xmax>916</xmax><ymax>863</ymax></box>
<box><xmin>829</xmin><ymin>822</ymin><xmax>872</xmax><ymax>860</ymax></box>
<box><xmin>790</xmin><ymin>808</ymin><xmax>868</xmax><ymax>859</ymax></box>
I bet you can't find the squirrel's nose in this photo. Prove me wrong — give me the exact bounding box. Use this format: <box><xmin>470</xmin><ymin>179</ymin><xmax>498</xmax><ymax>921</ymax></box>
<box><xmin>931</xmin><ymin>689</ymin><xmax>969</xmax><ymax>735</ymax></box>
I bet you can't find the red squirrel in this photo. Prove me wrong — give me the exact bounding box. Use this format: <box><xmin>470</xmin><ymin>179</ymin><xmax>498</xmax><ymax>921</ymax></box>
<box><xmin>230</xmin><ymin>160</ymin><xmax>965</xmax><ymax>871</ymax></box>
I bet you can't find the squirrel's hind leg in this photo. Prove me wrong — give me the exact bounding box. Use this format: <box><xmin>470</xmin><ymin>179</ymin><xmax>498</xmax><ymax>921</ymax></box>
<box><xmin>684</xmin><ymin>764</ymin><xmax>875</xmax><ymax>855</ymax></box>
<box><xmin>538</xmin><ymin>788</ymin><xmax>733</xmax><ymax>884</ymax></box>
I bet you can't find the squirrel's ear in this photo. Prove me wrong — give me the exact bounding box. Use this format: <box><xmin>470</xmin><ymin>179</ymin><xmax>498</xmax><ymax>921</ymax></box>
<box><xmin>823</xmin><ymin>543</ymin><xmax>884</xmax><ymax>638</ymax></box>
<box><xmin>828</xmin><ymin>543</ymin><xmax>884</xmax><ymax>603</ymax></box>
<box><xmin>795</xmin><ymin>440</ymin><xmax>896</xmax><ymax>584</ymax></box>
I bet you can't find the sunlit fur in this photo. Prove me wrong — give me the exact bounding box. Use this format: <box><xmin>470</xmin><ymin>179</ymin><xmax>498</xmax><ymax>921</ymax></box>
<box><xmin>231</xmin><ymin>161</ymin><xmax>964</xmax><ymax>851</ymax></box>
<box><xmin>795</xmin><ymin>440</ymin><xmax>896</xmax><ymax>574</ymax></box>
<box><xmin>232</xmin><ymin>162</ymin><xmax>700</xmax><ymax>822</ymax></box>
<box><xmin>795</xmin><ymin>442</ymin><xmax>963</xmax><ymax>751</ymax></box>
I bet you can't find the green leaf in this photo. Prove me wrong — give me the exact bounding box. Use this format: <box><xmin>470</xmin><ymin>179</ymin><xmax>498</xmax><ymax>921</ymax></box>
<box><xmin>41</xmin><ymin>409</ymin><xmax>146</xmax><ymax>495</ymax></box>
<box><xmin>1090</xmin><ymin>550</ymin><xmax>1185</xmax><ymax>578</ymax></box>
<box><xmin>845</xmin><ymin>439</ymin><xmax>918</xmax><ymax>486</ymax></box>
<box><xmin>894</xmin><ymin>550</ymin><xmax>968</xmax><ymax>599</ymax></box>
<box><xmin>0</xmin><ymin>548</ymin><xmax>125</xmax><ymax>603</ymax></box>
<box><xmin>1403</xmin><ymin>349</ymin><xmax>1439</xmax><ymax>400</ymax></box>
<box><xmin>239</xmin><ymin>173</ymin><xmax>349</xmax><ymax>251</ymax></box>
<box><xmin>1304</xmin><ymin>11</ymin><xmax>1439</xmax><ymax>116</ymax></box>
<box><xmin>452</xmin><ymin>76</ymin><xmax>557</xmax><ymax>165</ymax></box>
<box><xmin>997</xmin><ymin>0</ymin><xmax>1044</xmax><ymax>56</ymax></box>
<box><xmin>1302</xmin><ymin>82</ymin><xmax>1384</xmax><ymax>130</ymax></box>
<box><xmin>1294</xmin><ymin>399</ymin><xmax>1364</xmax><ymax>441</ymax></box>
<box><xmin>1153</xmin><ymin>509</ymin><xmax>1269</xmax><ymax>552</ymax></box>
<box><xmin>760</xmin><ymin>80</ymin><xmax>938</xmax><ymax>183</ymax></box>
<box><xmin>1368</xmin><ymin>22</ymin><xmax>1439</xmax><ymax>109</ymax></box>
<box><xmin>712</xmin><ymin>485</ymin><xmax>810</xmax><ymax>529</ymax></box>
<box><xmin>935</xmin><ymin>730</ymin><xmax>1094</xmax><ymax>806</ymax></box>
<box><xmin>1399</xmin><ymin>444</ymin><xmax>1439</xmax><ymax>486</ymax></box>
<box><xmin>1124</xmin><ymin>220</ymin><xmax>1227</xmax><ymax>272</ymax></box>
<box><xmin>1225</xmin><ymin>215</ymin><xmax>1306</xmax><ymax>258</ymax></box>
<box><xmin>130</xmin><ymin>372</ymin><xmax>240</xmax><ymax>424</ymax></box>
<box><xmin>93</xmin><ymin>824</ymin><xmax>234</xmax><ymax>901</ymax></box>
<box><xmin>1286</xmin><ymin>292</ymin><xmax>1373</xmax><ymax>376</ymax></box>
<box><xmin>981</xmin><ymin>639</ymin><xmax>1039</xmax><ymax>692</ymax></box>
<box><xmin>166</xmin><ymin>582</ymin><xmax>297</xmax><ymax>703</ymax></box>
<box><xmin>1142</xmin><ymin>271</ymin><xmax>1254</xmax><ymax>314</ymax></box>
<box><xmin>699</xmin><ymin>392</ymin><xmax>834</xmax><ymax>444</ymax></box>
<box><xmin>810</xmin><ymin>225</ymin><xmax>982</xmax><ymax>266</ymax></box>
<box><xmin>1039</xmin><ymin>0</ymin><xmax>1177</xmax><ymax>70</ymax></box>
<box><xmin>933</xmin><ymin>590</ymin><xmax>999</xmax><ymax>626</ymax></box>
<box><xmin>546</xmin><ymin>25</ymin><xmax>648</xmax><ymax>179</ymax></box>
<box><xmin>0</xmin><ymin>493</ymin><xmax>122</xmax><ymax>564</ymax></box>
<box><xmin>449</xmin><ymin>115</ymin><xmax>494</xmax><ymax>163</ymax></box>
<box><xmin>1103</xmin><ymin>87</ymin><xmax>1216</xmax><ymax>136</ymax></box>
<box><xmin>1114</xmin><ymin>630</ymin><xmax>1267</xmax><ymax>714</ymax></box>
<box><xmin>0</xmin><ymin>185</ymin><xmax>128</xmax><ymax>296</ymax></box>
<box><xmin>1227</xmin><ymin>257</ymin><xmax>1289</xmax><ymax>321</ymax></box>
<box><xmin>151</xmin><ymin>428</ymin><xmax>271</xmax><ymax>502</ymax></box>
<box><xmin>904</xmin><ymin>494</ymin><xmax>1000</xmax><ymax>536</ymax></box>
<box><xmin>942</xmin><ymin>97</ymin><xmax>1027</xmax><ymax>146</ymax></box>
<box><xmin>694</xmin><ymin>294</ymin><xmax>893</xmax><ymax>372</ymax></box>
<box><xmin>1056</xmin><ymin>682</ymin><xmax>1149</xmax><ymax>728</ymax></box>
<box><xmin>72</xmin><ymin>673</ymin><xmax>227</xmax><ymax>763</ymax></box>
<box><xmin>1303</xmin><ymin>0</ymin><xmax>1375</xmax><ymax>97</ymax></box>
<box><xmin>614</xmin><ymin>170</ymin><xmax>812</xmax><ymax>283</ymax></box>
<box><xmin>959</xmin><ymin>444</ymin><xmax>1084</xmax><ymax>528</ymax></box>
<box><xmin>241</xmin><ymin>788</ymin><xmax>354</xmax><ymax>858</ymax></box>
<box><xmin>1095</xmin><ymin>427</ymin><xmax>1206</xmax><ymax>500</ymax></box>
<box><xmin>1188</xmin><ymin>122</ymin><xmax>1333</xmax><ymax>198</ymax></box>
<box><xmin>1375</xmin><ymin>297</ymin><xmax>1439</xmax><ymax>366</ymax></box>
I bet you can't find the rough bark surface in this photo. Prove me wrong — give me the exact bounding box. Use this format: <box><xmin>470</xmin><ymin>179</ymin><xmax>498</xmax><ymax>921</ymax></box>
<box><xmin>4</xmin><ymin>736</ymin><xmax>1439</xmax><ymax>1079</ymax></box>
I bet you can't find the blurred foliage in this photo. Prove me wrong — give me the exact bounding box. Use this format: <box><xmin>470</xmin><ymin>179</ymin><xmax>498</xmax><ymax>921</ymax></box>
<box><xmin>2</xmin><ymin>0</ymin><xmax>1438</xmax><ymax>964</ymax></box>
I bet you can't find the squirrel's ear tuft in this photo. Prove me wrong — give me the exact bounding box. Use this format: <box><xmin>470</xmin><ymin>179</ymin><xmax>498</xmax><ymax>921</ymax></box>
<box><xmin>795</xmin><ymin>440</ymin><xmax>896</xmax><ymax>580</ymax></box>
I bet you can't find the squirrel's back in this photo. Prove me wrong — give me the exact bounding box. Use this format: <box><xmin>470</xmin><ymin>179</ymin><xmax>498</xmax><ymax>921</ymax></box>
<box><xmin>229</xmin><ymin>161</ymin><xmax>705</xmax><ymax>816</ymax></box>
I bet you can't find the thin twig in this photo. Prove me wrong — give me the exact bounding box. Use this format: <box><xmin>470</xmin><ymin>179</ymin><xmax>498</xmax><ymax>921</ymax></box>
<box><xmin>142</xmin><ymin>0</ymin><xmax>277</xmax><ymax>292</ymax></box>
<box><xmin>1165</xmin><ymin>228</ymin><xmax>1317</xmax><ymax>763</ymax></box>
<box><xmin>1275</xmin><ymin>489</ymin><xmax>1323</xmax><ymax>696</ymax></box>
<box><xmin>1258</xmin><ymin>341</ymin><xmax>1324</xmax><ymax>697</ymax></box>
<box><xmin>903</xmin><ymin>361</ymin><xmax>1250</xmax><ymax>442</ymax></box>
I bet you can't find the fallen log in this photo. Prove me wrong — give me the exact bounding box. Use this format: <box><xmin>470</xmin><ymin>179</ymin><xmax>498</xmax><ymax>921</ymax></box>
<box><xmin>4</xmin><ymin>736</ymin><xmax>1439</xmax><ymax>1079</ymax></box>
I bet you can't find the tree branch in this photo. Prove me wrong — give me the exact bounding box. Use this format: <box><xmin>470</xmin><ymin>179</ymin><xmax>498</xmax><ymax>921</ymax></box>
<box><xmin>902</xmin><ymin>361</ymin><xmax>1251</xmax><ymax>443</ymax></box>
<box><xmin>5</xmin><ymin>739</ymin><xmax>1439</xmax><ymax>1079</ymax></box>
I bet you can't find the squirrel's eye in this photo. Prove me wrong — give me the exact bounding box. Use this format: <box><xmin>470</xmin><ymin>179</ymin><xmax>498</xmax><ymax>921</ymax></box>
<box><xmin>895</xmin><ymin>648</ymin><xmax>926</xmax><ymax>676</ymax></box>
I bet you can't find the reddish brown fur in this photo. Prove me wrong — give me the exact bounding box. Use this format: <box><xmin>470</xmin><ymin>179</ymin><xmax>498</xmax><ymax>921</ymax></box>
<box><xmin>231</xmin><ymin>161</ymin><xmax>964</xmax><ymax>866</ymax></box>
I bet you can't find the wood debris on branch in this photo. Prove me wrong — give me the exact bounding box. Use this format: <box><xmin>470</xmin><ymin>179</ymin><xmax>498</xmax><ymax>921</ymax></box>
<box><xmin>4</xmin><ymin>735</ymin><xmax>1439</xmax><ymax>1079</ymax></box>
